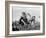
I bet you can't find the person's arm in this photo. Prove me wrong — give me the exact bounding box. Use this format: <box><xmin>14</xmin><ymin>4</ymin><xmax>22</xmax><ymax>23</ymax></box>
<box><xmin>21</xmin><ymin>20</ymin><xmax>26</xmax><ymax>25</ymax></box>
<box><xmin>21</xmin><ymin>17</ymin><xmax>27</xmax><ymax>25</ymax></box>
<box><xmin>27</xmin><ymin>13</ymin><xmax>31</xmax><ymax>17</ymax></box>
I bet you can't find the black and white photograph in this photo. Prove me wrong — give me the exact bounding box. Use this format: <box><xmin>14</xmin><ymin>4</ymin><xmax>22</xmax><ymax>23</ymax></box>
<box><xmin>12</xmin><ymin>5</ymin><xmax>41</xmax><ymax>31</ymax></box>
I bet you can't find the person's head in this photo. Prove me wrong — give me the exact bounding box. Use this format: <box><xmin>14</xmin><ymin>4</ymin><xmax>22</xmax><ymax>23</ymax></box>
<box><xmin>22</xmin><ymin>12</ymin><xmax>26</xmax><ymax>17</ymax></box>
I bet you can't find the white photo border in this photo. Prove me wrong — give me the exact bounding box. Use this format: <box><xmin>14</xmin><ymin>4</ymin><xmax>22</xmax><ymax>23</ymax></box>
<box><xmin>9</xmin><ymin>4</ymin><xmax>43</xmax><ymax>35</ymax></box>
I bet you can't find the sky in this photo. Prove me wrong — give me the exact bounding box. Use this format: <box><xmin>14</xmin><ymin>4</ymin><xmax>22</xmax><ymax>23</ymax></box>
<box><xmin>12</xmin><ymin>6</ymin><xmax>41</xmax><ymax>22</ymax></box>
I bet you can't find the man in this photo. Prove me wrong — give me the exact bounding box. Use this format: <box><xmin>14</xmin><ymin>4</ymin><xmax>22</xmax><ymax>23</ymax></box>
<box><xmin>19</xmin><ymin>12</ymin><xmax>29</xmax><ymax>26</ymax></box>
<box><xmin>31</xmin><ymin>16</ymin><xmax>36</xmax><ymax>23</ymax></box>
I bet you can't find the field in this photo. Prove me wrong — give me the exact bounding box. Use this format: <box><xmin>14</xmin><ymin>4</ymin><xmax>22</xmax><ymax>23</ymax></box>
<box><xmin>12</xmin><ymin>21</ymin><xmax>40</xmax><ymax>31</ymax></box>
